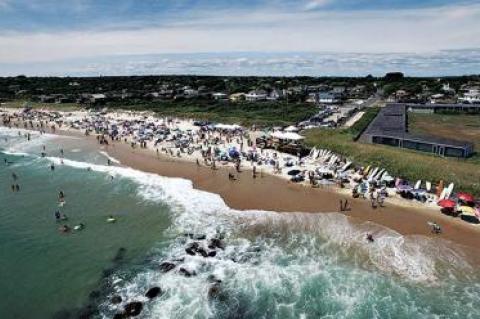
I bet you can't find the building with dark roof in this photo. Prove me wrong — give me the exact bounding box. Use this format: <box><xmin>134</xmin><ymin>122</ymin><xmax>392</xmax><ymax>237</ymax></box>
<box><xmin>406</xmin><ymin>103</ymin><xmax>480</xmax><ymax>114</ymax></box>
<box><xmin>362</xmin><ymin>103</ymin><xmax>474</xmax><ymax>158</ymax></box>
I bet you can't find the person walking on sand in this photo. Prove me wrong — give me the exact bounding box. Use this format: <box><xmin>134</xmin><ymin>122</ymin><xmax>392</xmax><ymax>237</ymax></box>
<box><xmin>252</xmin><ymin>165</ymin><xmax>257</xmax><ymax>179</ymax></box>
<box><xmin>370</xmin><ymin>190</ymin><xmax>377</xmax><ymax>209</ymax></box>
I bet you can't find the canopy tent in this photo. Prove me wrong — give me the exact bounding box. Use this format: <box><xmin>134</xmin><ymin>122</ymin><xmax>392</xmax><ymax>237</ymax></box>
<box><xmin>437</xmin><ymin>199</ymin><xmax>456</xmax><ymax>209</ymax></box>
<box><xmin>284</xmin><ymin>125</ymin><xmax>299</xmax><ymax>132</ymax></box>
<box><xmin>270</xmin><ymin>131</ymin><xmax>305</xmax><ymax>141</ymax></box>
<box><xmin>456</xmin><ymin>192</ymin><xmax>475</xmax><ymax>203</ymax></box>
<box><xmin>215</xmin><ymin>124</ymin><xmax>242</xmax><ymax>131</ymax></box>
<box><xmin>458</xmin><ymin>206</ymin><xmax>476</xmax><ymax>216</ymax></box>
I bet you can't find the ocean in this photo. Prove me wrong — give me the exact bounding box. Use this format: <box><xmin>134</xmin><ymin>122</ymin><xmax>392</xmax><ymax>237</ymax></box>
<box><xmin>1</xmin><ymin>126</ymin><xmax>479</xmax><ymax>319</ymax></box>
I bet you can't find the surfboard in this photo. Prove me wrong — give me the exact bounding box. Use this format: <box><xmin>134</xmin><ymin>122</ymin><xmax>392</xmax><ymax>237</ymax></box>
<box><xmin>426</xmin><ymin>181</ymin><xmax>432</xmax><ymax>192</ymax></box>
<box><xmin>414</xmin><ymin>180</ymin><xmax>421</xmax><ymax>190</ymax></box>
<box><xmin>445</xmin><ymin>183</ymin><xmax>454</xmax><ymax>199</ymax></box>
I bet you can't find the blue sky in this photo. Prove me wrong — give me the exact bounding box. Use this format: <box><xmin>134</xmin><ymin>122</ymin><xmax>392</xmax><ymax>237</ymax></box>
<box><xmin>0</xmin><ymin>0</ymin><xmax>479</xmax><ymax>76</ymax></box>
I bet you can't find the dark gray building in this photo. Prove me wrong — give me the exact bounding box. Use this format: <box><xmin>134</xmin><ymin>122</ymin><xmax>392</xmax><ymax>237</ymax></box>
<box><xmin>362</xmin><ymin>104</ymin><xmax>474</xmax><ymax>158</ymax></box>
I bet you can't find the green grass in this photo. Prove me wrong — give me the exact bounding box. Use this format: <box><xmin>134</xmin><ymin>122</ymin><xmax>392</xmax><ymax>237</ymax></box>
<box><xmin>108</xmin><ymin>100</ymin><xmax>318</xmax><ymax>127</ymax></box>
<box><xmin>1</xmin><ymin>100</ymin><xmax>81</xmax><ymax>111</ymax></box>
<box><xmin>304</xmin><ymin>128</ymin><xmax>480</xmax><ymax>196</ymax></box>
<box><xmin>347</xmin><ymin>107</ymin><xmax>380</xmax><ymax>139</ymax></box>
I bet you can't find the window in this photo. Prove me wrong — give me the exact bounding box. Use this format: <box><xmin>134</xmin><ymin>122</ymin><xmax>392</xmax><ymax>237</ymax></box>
<box><xmin>444</xmin><ymin>147</ymin><xmax>464</xmax><ymax>157</ymax></box>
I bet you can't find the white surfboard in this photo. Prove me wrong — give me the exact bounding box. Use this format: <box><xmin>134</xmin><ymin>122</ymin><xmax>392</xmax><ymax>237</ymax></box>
<box><xmin>414</xmin><ymin>180</ymin><xmax>421</xmax><ymax>190</ymax></box>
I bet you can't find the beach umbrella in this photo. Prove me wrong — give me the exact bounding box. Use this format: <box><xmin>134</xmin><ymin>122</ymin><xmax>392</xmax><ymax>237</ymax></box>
<box><xmin>287</xmin><ymin>169</ymin><xmax>301</xmax><ymax>176</ymax></box>
<box><xmin>228</xmin><ymin>149</ymin><xmax>240</xmax><ymax>158</ymax></box>
<box><xmin>437</xmin><ymin>199</ymin><xmax>456</xmax><ymax>209</ymax></box>
<box><xmin>456</xmin><ymin>192</ymin><xmax>475</xmax><ymax>203</ymax></box>
<box><xmin>459</xmin><ymin>207</ymin><xmax>480</xmax><ymax>224</ymax></box>
<box><xmin>458</xmin><ymin>206</ymin><xmax>476</xmax><ymax>216</ymax></box>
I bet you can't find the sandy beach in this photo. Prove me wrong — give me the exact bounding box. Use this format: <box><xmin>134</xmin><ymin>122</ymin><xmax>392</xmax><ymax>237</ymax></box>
<box><xmin>102</xmin><ymin>139</ymin><xmax>480</xmax><ymax>256</ymax></box>
<box><xmin>3</xmin><ymin>108</ymin><xmax>480</xmax><ymax>261</ymax></box>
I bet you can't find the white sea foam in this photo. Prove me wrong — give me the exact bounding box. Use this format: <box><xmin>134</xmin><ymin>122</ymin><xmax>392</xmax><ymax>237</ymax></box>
<box><xmin>99</xmin><ymin>151</ymin><xmax>121</xmax><ymax>164</ymax></box>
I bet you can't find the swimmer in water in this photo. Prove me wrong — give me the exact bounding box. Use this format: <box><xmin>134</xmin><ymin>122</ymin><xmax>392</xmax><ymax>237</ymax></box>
<box><xmin>366</xmin><ymin>233</ymin><xmax>374</xmax><ymax>243</ymax></box>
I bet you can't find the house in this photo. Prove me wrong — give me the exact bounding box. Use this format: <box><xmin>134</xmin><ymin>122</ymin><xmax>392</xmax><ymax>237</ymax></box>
<box><xmin>266</xmin><ymin>89</ymin><xmax>283</xmax><ymax>101</ymax></box>
<box><xmin>458</xmin><ymin>88</ymin><xmax>480</xmax><ymax>104</ymax></box>
<box><xmin>78</xmin><ymin>93</ymin><xmax>106</xmax><ymax>104</ymax></box>
<box><xmin>229</xmin><ymin>93</ymin><xmax>246</xmax><ymax>102</ymax></box>
<box><xmin>363</xmin><ymin>103</ymin><xmax>474</xmax><ymax>158</ymax></box>
<box><xmin>184</xmin><ymin>89</ymin><xmax>199</xmax><ymax>98</ymax></box>
<box><xmin>212</xmin><ymin>92</ymin><xmax>228</xmax><ymax>100</ymax></box>
<box><xmin>245</xmin><ymin>90</ymin><xmax>267</xmax><ymax>102</ymax></box>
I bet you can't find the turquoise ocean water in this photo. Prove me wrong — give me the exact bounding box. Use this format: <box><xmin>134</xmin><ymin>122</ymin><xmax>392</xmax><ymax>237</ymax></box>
<box><xmin>1</xmin><ymin>126</ymin><xmax>479</xmax><ymax>319</ymax></box>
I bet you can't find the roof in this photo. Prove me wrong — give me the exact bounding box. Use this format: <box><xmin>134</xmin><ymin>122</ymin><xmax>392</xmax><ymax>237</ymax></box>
<box><xmin>364</xmin><ymin>103</ymin><xmax>474</xmax><ymax>149</ymax></box>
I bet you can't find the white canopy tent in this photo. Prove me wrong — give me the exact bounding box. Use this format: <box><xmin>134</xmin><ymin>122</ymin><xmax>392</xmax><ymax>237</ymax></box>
<box><xmin>270</xmin><ymin>131</ymin><xmax>305</xmax><ymax>141</ymax></box>
<box><xmin>215</xmin><ymin>124</ymin><xmax>242</xmax><ymax>131</ymax></box>
<box><xmin>284</xmin><ymin>125</ymin><xmax>299</xmax><ymax>132</ymax></box>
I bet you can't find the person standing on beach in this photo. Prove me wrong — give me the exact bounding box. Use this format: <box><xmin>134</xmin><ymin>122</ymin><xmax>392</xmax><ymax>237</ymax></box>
<box><xmin>252</xmin><ymin>165</ymin><xmax>257</xmax><ymax>178</ymax></box>
<box><xmin>370</xmin><ymin>190</ymin><xmax>377</xmax><ymax>209</ymax></box>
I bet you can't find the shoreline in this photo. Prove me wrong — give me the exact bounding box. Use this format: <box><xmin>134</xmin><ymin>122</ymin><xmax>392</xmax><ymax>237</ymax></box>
<box><xmin>101</xmin><ymin>138</ymin><xmax>480</xmax><ymax>260</ymax></box>
<box><xmin>2</xmin><ymin>111</ymin><xmax>480</xmax><ymax>264</ymax></box>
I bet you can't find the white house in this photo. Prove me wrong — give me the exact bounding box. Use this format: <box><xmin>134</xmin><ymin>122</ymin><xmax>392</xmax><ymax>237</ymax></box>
<box><xmin>212</xmin><ymin>92</ymin><xmax>228</xmax><ymax>100</ymax></box>
<box><xmin>459</xmin><ymin>89</ymin><xmax>480</xmax><ymax>104</ymax></box>
<box><xmin>245</xmin><ymin>90</ymin><xmax>267</xmax><ymax>102</ymax></box>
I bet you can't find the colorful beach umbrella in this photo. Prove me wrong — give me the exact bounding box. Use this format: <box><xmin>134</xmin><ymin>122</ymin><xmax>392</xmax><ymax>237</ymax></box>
<box><xmin>457</xmin><ymin>192</ymin><xmax>475</xmax><ymax>203</ymax></box>
<box><xmin>437</xmin><ymin>199</ymin><xmax>456</xmax><ymax>209</ymax></box>
<box><xmin>458</xmin><ymin>206</ymin><xmax>476</xmax><ymax>216</ymax></box>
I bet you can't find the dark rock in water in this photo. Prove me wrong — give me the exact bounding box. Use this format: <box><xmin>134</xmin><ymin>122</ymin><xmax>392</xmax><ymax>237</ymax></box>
<box><xmin>185</xmin><ymin>247</ymin><xmax>196</xmax><ymax>256</ymax></box>
<box><xmin>208</xmin><ymin>282</ymin><xmax>226</xmax><ymax>301</ymax></box>
<box><xmin>207</xmin><ymin>251</ymin><xmax>217</xmax><ymax>257</ymax></box>
<box><xmin>145</xmin><ymin>286</ymin><xmax>162</xmax><ymax>299</ymax></box>
<box><xmin>184</xmin><ymin>233</ymin><xmax>206</xmax><ymax>240</ymax></box>
<box><xmin>159</xmin><ymin>262</ymin><xmax>176</xmax><ymax>273</ymax></box>
<box><xmin>113</xmin><ymin>247</ymin><xmax>127</xmax><ymax>263</ymax></box>
<box><xmin>102</xmin><ymin>268</ymin><xmax>115</xmax><ymax>278</ymax></box>
<box><xmin>208</xmin><ymin>238</ymin><xmax>224</xmax><ymax>250</ymax></box>
<box><xmin>88</xmin><ymin>290</ymin><xmax>101</xmax><ymax>300</ymax></box>
<box><xmin>111</xmin><ymin>295</ymin><xmax>123</xmax><ymax>304</ymax></box>
<box><xmin>76</xmin><ymin>305</ymin><xmax>96</xmax><ymax>319</ymax></box>
<box><xmin>113</xmin><ymin>312</ymin><xmax>126</xmax><ymax>319</ymax></box>
<box><xmin>179</xmin><ymin>267</ymin><xmax>196</xmax><ymax>277</ymax></box>
<box><xmin>197</xmin><ymin>247</ymin><xmax>208</xmax><ymax>258</ymax></box>
<box><xmin>187</xmin><ymin>242</ymin><xmax>200</xmax><ymax>249</ymax></box>
<box><xmin>124</xmin><ymin>301</ymin><xmax>143</xmax><ymax>317</ymax></box>
<box><xmin>207</xmin><ymin>274</ymin><xmax>222</xmax><ymax>283</ymax></box>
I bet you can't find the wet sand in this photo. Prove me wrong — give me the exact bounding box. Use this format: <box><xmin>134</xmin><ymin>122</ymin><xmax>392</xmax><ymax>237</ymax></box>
<box><xmin>102</xmin><ymin>140</ymin><xmax>480</xmax><ymax>260</ymax></box>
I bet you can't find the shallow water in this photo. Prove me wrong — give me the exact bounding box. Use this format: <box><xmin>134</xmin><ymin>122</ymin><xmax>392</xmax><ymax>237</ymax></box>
<box><xmin>1</xmin><ymin>127</ymin><xmax>480</xmax><ymax>319</ymax></box>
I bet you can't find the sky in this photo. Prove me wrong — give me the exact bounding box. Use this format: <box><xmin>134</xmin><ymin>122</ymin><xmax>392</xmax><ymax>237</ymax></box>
<box><xmin>0</xmin><ymin>0</ymin><xmax>479</xmax><ymax>76</ymax></box>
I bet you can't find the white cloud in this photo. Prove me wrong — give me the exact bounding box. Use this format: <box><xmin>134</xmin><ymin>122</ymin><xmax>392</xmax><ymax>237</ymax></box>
<box><xmin>0</xmin><ymin>3</ymin><xmax>479</xmax><ymax>65</ymax></box>
<box><xmin>305</xmin><ymin>0</ymin><xmax>332</xmax><ymax>10</ymax></box>
<box><xmin>0</xmin><ymin>0</ymin><xmax>11</xmax><ymax>9</ymax></box>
